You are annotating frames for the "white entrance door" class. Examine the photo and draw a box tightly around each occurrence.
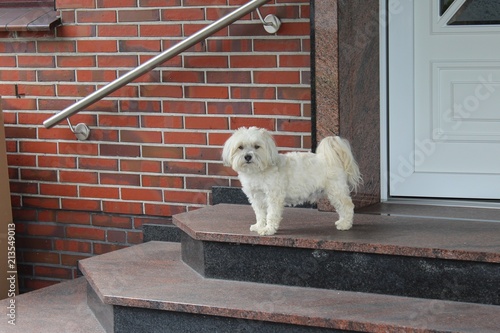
[389,0,500,199]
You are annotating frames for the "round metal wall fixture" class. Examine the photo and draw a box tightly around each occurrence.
[74,123,91,141]
[263,14,281,34]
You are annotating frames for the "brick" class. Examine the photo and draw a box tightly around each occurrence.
[206,71,251,84]
[144,203,185,217]
[140,84,183,97]
[164,161,205,174]
[163,131,206,145]
[58,142,99,156]
[100,144,141,157]
[230,55,277,68]
[38,156,77,169]
[16,237,52,250]
[57,0,95,9]
[185,147,222,161]
[206,39,252,52]
[139,24,182,37]
[19,141,57,154]
[119,40,161,52]
[253,102,301,116]
[185,86,229,99]
[184,0,225,6]
[231,86,276,100]
[25,224,64,237]
[38,41,76,54]
[54,240,92,253]
[140,115,183,128]
[38,70,75,82]
[184,116,228,130]
[93,243,128,255]
[61,198,101,212]
[77,40,118,53]
[107,230,126,243]
[277,118,311,132]
[183,23,228,37]
[161,8,204,21]
[127,231,143,244]
[254,71,301,84]
[279,54,310,68]
[278,21,310,36]
[120,100,161,113]
[40,184,78,197]
[142,146,183,159]
[120,159,162,173]
[57,211,91,225]
[0,69,36,81]
[139,0,180,6]
[206,7,251,20]
[0,41,36,53]
[77,69,117,82]
[10,181,37,195]
[77,10,117,23]
[186,176,228,190]
[17,55,55,68]
[67,226,105,241]
[102,201,143,215]
[98,25,138,37]
[21,168,58,181]
[208,132,231,145]
[208,163,237,177]
[34,266,72,279]
[184,55,228,68]
[78,157,118,171]
[56,84,95,97]
[23,197,60,209]
[207,101,252,115]
[100,173,141,186]
[274,134,303,148]
[97,55,138,68]
[8,154,36,167]
[56,25,96,38]
[59,170,98,184]
[277,87,311,101]
[0,55,16,67]
[162,70,204,83]
[141,175,184,188]
[92,214,132,229]
[228,23,267,37]
[97,0,136,7]
[23,251,60,264]
[80,186,120,199]
[164,190,207,205]
[230,117,275,131]
[57,55,96,67]
[120,130,163,143]
[162,100,205,114]
[17,84,56,96]
[0,84,15,96]
[118,9,160,22]
[254,39,302,52]
[122,188,163,202]
[99,114,139,127]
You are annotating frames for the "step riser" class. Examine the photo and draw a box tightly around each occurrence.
[181,233,500,305]
[113,306,349,333]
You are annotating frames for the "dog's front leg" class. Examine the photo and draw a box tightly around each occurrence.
[258,194,284,236]
[249,196,268,233]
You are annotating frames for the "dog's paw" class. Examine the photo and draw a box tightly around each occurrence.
[250,223,260,232]
[335,219,352,231]
[257,226,277,236]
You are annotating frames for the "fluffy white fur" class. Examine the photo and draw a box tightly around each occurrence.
[222,127,362,236]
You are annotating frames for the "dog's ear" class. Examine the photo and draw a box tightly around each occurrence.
[221,134,234,167]
[260,128,280,166]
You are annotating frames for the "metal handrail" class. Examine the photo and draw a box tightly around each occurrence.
[43,0,272,129]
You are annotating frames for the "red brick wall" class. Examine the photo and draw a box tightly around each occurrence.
[0,0,311,291]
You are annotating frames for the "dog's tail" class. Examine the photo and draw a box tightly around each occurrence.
[316,136,362,192]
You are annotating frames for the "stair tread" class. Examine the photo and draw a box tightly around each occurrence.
[0,278,105,333]
[80,241,500,333]
[173,204,500,263]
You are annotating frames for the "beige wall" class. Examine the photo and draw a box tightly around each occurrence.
[0,99,16,299]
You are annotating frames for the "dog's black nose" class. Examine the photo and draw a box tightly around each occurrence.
[244,154,252,162]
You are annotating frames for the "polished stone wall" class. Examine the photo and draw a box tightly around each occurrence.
[312,0,380,209]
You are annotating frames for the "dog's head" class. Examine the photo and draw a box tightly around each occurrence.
[222,127,279,173]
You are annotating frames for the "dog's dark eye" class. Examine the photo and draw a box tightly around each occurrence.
[254,145,260,149]
[238,145,243,150]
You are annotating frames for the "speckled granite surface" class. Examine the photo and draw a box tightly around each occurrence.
[80,241,500,333]
[0,278,104,333]
[173,204,500,263]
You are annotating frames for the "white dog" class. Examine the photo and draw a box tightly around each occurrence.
[222,127,362,236]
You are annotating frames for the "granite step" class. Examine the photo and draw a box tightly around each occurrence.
[0,277,105,333]
[79,241,500,333]
[172,204,500,305]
